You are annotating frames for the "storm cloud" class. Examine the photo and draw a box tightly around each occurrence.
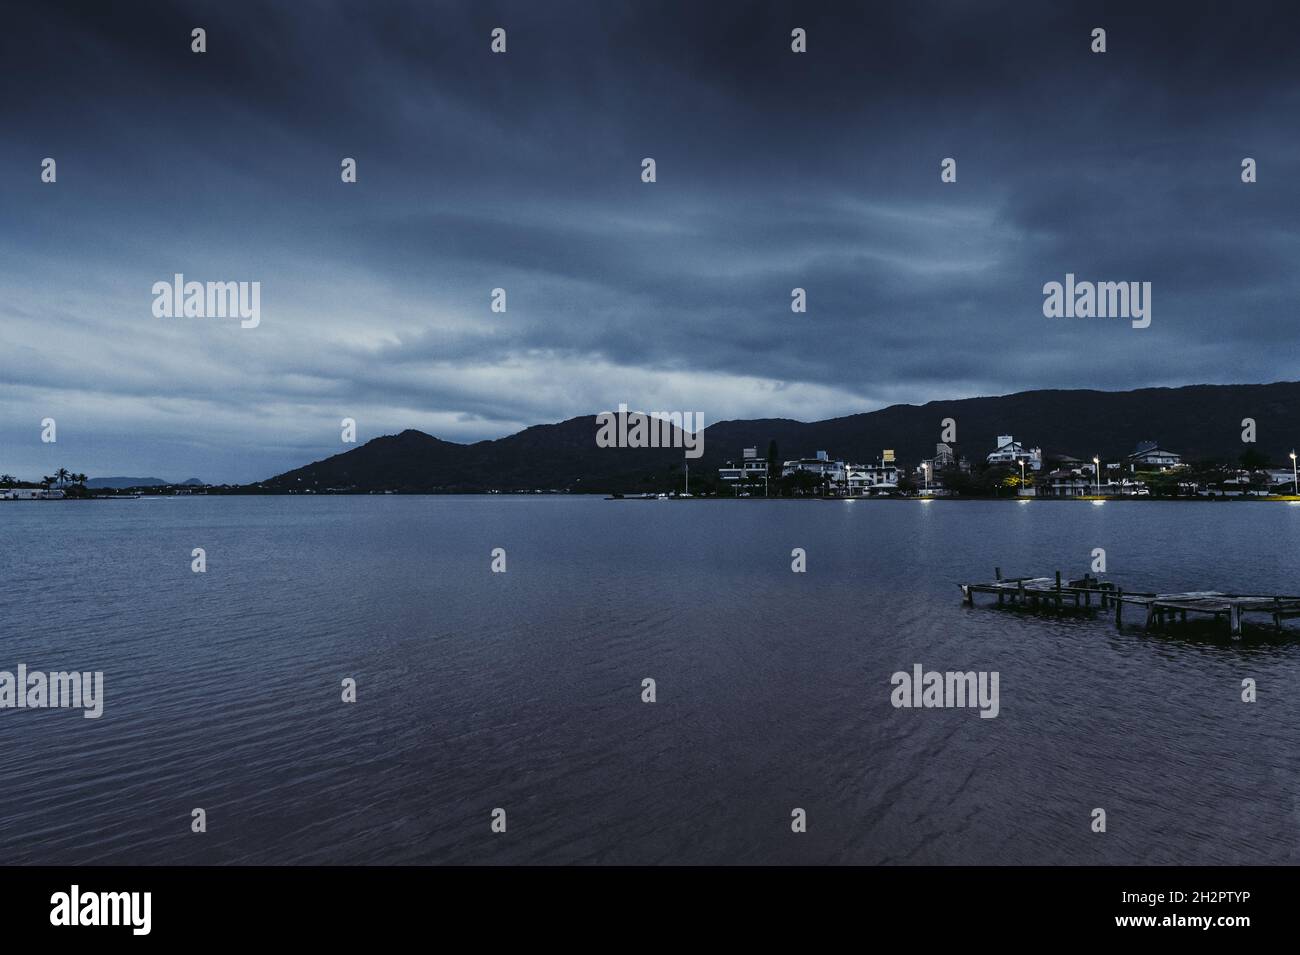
[2,1,1297,481]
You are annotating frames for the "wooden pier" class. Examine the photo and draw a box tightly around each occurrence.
[960,567,1300,638]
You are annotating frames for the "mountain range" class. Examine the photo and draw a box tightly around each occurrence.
[261,381,1300,493]
[86,477,204,489]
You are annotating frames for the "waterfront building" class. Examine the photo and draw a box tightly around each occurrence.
[718,446,770,483]
[986,435,1043,471]
[1127,440,1182,469]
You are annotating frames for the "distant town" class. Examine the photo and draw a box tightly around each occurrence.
[5,430,1299,501]
[707,435,1300,500]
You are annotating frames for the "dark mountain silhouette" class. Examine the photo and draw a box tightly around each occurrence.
[86,476,207,488]
[261,381,1300,493]
[262,424,688,493]
[86,476,169,489]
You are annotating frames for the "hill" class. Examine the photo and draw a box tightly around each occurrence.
[85,476,205,489]
[86,476,169,489]
[260,381,1300,493]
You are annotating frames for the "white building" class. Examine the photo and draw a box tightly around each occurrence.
[842,459,901,495]
[784,451,900,495]
[1040,469,1095,497]
[718,447,770,483]
[986,435,1043,471]
[1267,468,1298,492]
[781,450,840,479]
[1127,441,1181,469]
[775,450,900,495]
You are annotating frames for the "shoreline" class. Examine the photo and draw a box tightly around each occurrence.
[7,493,1297,502]
[608,494,1300,503]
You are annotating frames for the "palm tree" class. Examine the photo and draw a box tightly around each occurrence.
[73,473,87,486]
[41,475,55,489]
[54,467,70,488]
[0,474,14,487]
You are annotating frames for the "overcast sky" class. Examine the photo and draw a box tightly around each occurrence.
[3,1,1298,483]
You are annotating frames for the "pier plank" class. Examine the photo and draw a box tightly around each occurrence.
[960,572,1300,638]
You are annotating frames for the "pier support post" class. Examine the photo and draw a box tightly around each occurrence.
[1114,590,1123,628]
[1144,603,1155,631]
[1229,603,1242,640]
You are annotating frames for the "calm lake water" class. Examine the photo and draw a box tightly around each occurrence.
[1,496,1298,865]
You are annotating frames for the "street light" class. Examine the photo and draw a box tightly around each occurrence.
[1291,450,1297,496]
[1093,456,1101,496]
[922,461,929,493]
[1018,458,1026,494]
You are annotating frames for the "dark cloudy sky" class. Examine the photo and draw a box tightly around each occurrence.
[3,1,1298,482]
